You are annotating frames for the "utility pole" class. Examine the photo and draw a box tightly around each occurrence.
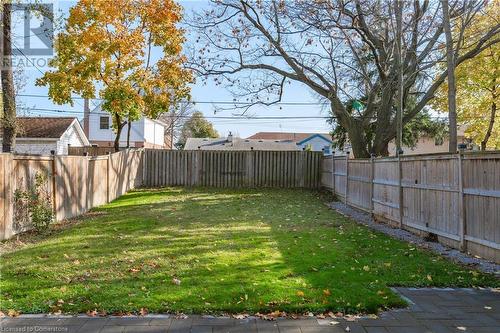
[441,0,458,152]
[395,0,404,156]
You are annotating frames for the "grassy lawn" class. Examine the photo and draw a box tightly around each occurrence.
[0,188,498,315]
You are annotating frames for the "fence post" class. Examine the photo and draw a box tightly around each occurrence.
[248,150,255,188]
[331,152,336,195]
[345,152,349,205]
[299,151,305,188]
[50,152,57,221]
[106,152,111,203]
[194,150,200,186]
[370,154,374,214]
[142,149,147,187]
[1,154,14,240]
[397,154,404,228]
[457,152,466,251]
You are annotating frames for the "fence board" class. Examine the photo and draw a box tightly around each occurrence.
[372,158,400,224]
[0,154,13,239]
[143,150,322,189]
[347,160,371,212]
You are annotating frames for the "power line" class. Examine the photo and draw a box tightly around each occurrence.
[17,94,327,106]
[19,106,498,121]
[21,107,334,119]
[17,95,500,121]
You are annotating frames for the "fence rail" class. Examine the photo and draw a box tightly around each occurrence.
[143,150,322,189]
[321,152,500,263]
[0,149,142,240]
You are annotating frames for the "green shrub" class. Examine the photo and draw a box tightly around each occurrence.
[14,172,54,232]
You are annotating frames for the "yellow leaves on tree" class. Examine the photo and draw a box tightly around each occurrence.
[431,2,499,150]
[37,0,192,151]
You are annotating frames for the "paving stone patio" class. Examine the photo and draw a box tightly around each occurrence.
[1,288,499,333]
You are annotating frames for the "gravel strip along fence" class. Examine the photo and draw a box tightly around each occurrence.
[329,201,500,276]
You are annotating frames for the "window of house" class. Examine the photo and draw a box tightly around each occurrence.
[100,117,109,129]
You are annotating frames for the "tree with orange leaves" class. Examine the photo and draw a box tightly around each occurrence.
[37,0,192,151]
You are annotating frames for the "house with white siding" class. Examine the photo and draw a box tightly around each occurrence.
[84,103,166,148]
[0,117,90,155]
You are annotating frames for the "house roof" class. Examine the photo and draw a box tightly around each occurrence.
[184,137,300,151]
[247,132,331,143]
[15,117,79,139]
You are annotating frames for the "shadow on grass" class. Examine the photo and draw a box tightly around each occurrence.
[0,187,498,315]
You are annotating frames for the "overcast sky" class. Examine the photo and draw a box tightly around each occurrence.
[12,1,331,138]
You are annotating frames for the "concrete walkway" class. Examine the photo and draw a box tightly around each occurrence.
[1,288,499,333]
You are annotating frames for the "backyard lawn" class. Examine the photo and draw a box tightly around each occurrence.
[0,188,498,315]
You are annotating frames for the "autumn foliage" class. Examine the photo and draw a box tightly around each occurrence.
[37,0,192,150]
[432,2,499,150]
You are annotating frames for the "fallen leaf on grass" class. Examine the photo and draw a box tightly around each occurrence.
[172,278,181,285]
[139,308,148,316]
[323,289,331,296]
[86,309,98,317]
[296,291,305,297]
[7,310,19,317]
[233,314,249,319]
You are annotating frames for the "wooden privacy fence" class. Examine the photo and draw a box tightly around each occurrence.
[0,149,143,240]
[143,150,322,188]
[321,152,500,263]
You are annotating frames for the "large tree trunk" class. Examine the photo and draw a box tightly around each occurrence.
[1,2,16,153]
[113,114,125,152]
[345,119,370,158]
[330,100,370,158]
[481,94,496,151]
[441,0,458,152]
[126,119,131,148]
